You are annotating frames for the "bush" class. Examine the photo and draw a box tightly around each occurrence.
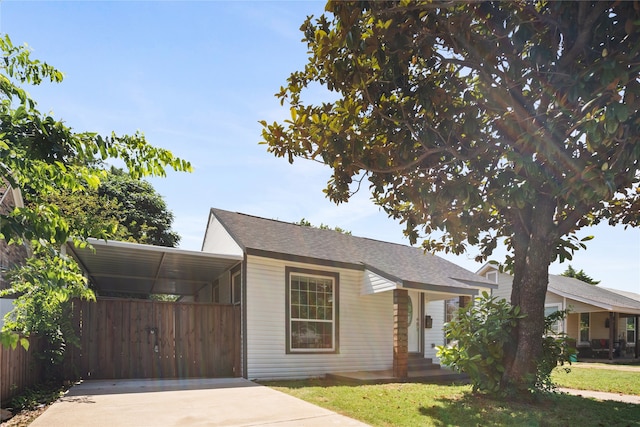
[437,292,523,394]
[437,292,575,396]
[536,309,576,392]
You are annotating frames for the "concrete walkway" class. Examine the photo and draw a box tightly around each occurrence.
[559,388,640,405]
[29,378,370,427]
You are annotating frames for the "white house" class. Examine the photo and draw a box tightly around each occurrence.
[184,208,495,380]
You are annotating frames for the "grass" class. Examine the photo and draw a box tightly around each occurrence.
[551,365,640,395]
[262,374,640,427]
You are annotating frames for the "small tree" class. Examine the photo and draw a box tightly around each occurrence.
[296,218,351,235]
[1,244,93,378]
[438,293,574,396]
[561,265,600,285]
[437,293,524,395]
[0,34,191,351]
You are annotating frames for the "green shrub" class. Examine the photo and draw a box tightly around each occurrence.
[536,309,576,392]
[438,292,576,396]
[437,292,523,394]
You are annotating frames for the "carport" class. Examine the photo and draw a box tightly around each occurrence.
[67,238,242,298]
[64,239,243,380]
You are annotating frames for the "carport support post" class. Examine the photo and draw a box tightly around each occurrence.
[393,289,408,379]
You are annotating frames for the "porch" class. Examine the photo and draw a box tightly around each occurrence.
[326,354,468,384]
[569,311,640,361]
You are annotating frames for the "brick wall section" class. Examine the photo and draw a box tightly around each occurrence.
[393,288,408,378]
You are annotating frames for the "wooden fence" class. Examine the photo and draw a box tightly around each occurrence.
[65,298,241,380]
[0,336,42,405]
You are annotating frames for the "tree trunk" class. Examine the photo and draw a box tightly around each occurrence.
[502,195,555,393]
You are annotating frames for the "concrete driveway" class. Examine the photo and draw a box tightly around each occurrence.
[30,378,370,426]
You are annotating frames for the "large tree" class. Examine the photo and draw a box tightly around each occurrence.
[261,1,640,393]
[43,167,180,247]
[0,34,191,349]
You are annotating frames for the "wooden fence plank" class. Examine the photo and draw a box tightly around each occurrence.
[0,336,42,405]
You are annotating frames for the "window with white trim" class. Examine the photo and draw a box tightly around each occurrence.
[286,267,338,353]
[627,317,636,344]
[544,304,563,335]
[579,313,590,344]
[486,271,498,284]
[445,296,471,344]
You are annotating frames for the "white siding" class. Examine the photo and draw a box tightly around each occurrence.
[424,299,446,363]
[546,293,563,305]
[202,216,243,257]
[245,255,393,380]
[492,272,514,301]
[565,299,605,313]
[361,269,398,295]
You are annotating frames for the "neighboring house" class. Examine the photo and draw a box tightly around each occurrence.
[0,181,28,328]
[184,208,496,380]
[477,263,640,360]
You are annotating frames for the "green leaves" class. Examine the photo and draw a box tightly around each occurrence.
[0,33,191,352]
[437,293,525,395]
[262,0,640,259]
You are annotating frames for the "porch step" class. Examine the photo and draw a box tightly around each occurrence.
[325,368,468,385]
[408,354,440,371]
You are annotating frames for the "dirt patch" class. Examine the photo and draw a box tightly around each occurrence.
[1,405,49,427]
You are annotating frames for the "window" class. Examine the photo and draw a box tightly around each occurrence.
[627,317,636,344]
[486,271,498,284]
[232,271,241,305]
[544,304,562,335]
[579,313,590,344]
[286,267,339,353]
[445,296,471,344]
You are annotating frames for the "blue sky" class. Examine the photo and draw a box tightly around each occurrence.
[1,1,638,293]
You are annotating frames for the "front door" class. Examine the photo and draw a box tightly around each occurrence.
[407,291,422,353]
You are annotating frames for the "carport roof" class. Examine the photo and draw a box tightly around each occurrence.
[68,238,242,296]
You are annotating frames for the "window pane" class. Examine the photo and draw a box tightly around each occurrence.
[445,298,459,323]
[309,291,316,306]
[579,313,590,343]
[291,321,333,349]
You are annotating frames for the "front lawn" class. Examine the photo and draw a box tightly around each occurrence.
[263,379,640,427]
[551,365,640,395]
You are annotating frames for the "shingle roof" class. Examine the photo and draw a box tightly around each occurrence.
[548,274,640,312]
[210,208,494,291]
